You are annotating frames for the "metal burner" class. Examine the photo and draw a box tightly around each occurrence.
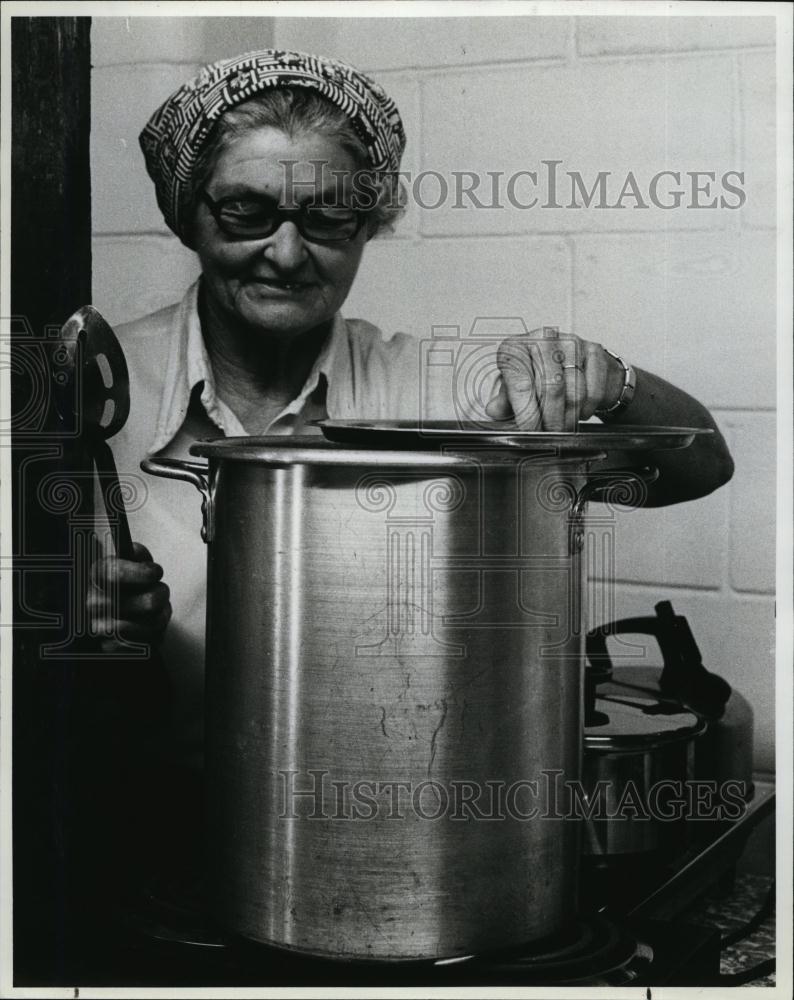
[454,913,639,984]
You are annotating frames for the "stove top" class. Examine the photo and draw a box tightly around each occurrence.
[19,782,774,988]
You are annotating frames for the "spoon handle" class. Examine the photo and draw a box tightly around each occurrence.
[93,440,135,561]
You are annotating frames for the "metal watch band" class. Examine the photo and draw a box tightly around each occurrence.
[595,348,636,417]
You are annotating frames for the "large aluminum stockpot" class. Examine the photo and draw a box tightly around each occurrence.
[142,425,701,961]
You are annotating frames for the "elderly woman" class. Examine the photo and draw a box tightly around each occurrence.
[89,50,733,769]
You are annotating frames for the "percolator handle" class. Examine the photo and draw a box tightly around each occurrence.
[586,602,731,719]
[585,615,662,679]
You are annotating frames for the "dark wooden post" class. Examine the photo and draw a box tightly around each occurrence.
[11,16,93,983]
[11,17,92,323]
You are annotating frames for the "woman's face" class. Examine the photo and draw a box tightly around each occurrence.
[191,127,368,338]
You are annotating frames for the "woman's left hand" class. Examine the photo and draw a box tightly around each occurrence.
[482,325,735,505]
[486,329,624,431]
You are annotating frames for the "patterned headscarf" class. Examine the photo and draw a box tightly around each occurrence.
[139,49,406,240]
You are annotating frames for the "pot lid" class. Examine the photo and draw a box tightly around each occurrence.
[192,423,709,464]
[190,435,608,467]
[318,420,709,451]
[584,695,706,752]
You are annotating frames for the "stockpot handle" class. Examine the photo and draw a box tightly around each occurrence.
[577,464,659,507]
[141,456,213,543]
[568,465,659,555]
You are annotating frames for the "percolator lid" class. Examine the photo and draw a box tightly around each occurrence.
[585,695,706,751]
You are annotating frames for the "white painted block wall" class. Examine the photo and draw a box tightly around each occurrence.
[91,16,277,317]
[91,14,778,772]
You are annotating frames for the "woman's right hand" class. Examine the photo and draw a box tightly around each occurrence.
[88,541,172,652]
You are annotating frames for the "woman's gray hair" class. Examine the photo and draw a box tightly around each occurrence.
[189,87,406,237]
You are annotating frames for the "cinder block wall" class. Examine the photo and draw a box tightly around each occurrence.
[91,15,777,773]
[91,16,275,320]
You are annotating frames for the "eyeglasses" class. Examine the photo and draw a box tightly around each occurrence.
[201,191,368,245]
